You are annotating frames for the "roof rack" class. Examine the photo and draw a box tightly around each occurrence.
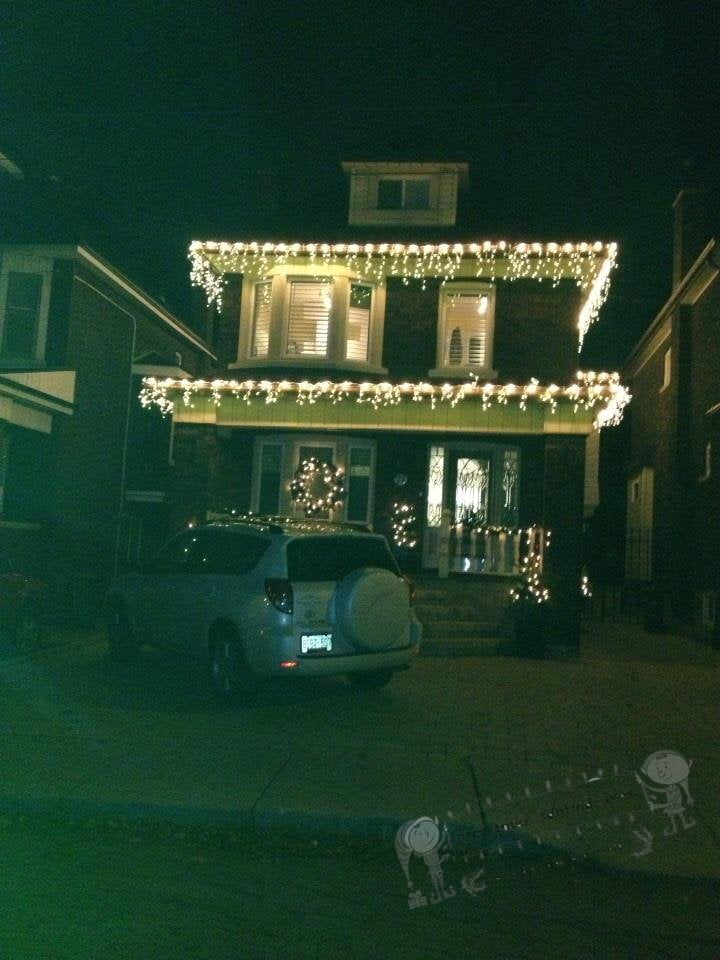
[206,514,373,534]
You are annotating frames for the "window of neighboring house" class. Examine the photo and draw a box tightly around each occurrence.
[0,255,52,364]
[250,280,272,357]
[377,178,430,211]
[286,280,332,357]
[661,346,671,390]
[436,283,496,372]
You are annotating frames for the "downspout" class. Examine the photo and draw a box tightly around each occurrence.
[114,313,137,577]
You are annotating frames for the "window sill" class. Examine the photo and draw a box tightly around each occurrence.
[230,358,388,376]
[429,366,498,381]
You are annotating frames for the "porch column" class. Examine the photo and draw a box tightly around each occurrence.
[541,435,586,654]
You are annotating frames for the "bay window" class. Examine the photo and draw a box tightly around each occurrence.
[236,268,385,372]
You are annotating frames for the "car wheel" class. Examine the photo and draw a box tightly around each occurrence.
[209,631,258,702]
[107,603,139,662]
[347,670,395,690]
[11,606,43,653]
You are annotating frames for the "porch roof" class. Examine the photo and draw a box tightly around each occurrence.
[141,372,630,435]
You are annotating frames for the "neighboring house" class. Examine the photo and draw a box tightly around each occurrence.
[142,160,628,648]
[0,241,214,619]
[623,187,720,640]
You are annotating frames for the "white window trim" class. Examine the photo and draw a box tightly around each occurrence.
[0,252,53,366]
[699,440,712,483]
[430,281,498,379]
[660,346,672,392]
[234,266,387,373]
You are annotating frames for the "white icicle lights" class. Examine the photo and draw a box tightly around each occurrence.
[189,239,617,350]
[140,370,630,431]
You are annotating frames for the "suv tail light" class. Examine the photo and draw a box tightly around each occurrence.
[265,579,293,615]
[401,574,416,603]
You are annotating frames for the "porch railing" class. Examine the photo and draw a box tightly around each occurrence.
[437,509,545,578]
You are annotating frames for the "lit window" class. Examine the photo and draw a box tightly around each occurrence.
[286,280,332,357]
[250,281,272,357]
[238,271,382,370]
[346,283,371,361]
[438,285,495,370]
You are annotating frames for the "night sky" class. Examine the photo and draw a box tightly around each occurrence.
[2,0,718,367]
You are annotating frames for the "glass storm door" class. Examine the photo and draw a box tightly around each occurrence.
[422,444,520,571]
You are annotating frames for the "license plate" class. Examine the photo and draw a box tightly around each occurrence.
[301,633,332,653]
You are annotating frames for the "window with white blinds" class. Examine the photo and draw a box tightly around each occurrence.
[346,283,371,361]
[442,290,491,367]
[286,280,332,357]
[250,281,272,357]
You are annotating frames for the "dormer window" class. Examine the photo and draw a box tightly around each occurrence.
[342,161,468,226]
[377,178,430,211]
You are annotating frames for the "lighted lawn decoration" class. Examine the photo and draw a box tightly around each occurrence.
[391,502,418,549]
[510,531,551,657]
[290,457,345,517]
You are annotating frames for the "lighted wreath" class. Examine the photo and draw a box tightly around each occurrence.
[290,457,345,516]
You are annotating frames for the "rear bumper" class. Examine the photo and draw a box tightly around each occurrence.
[279,643,417,677]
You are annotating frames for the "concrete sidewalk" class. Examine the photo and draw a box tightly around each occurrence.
[0,621,717,880]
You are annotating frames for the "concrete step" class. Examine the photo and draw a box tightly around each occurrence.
[422,620,509,639]
[420,636,513,657]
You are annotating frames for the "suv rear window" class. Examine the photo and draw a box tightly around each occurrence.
[286,535,399,581]
[191,529,270,574]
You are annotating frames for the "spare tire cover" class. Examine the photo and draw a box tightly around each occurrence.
[334,567,409,651]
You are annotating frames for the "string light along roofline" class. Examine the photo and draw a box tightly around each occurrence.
[188,239,618,350]
[140,370,631,431]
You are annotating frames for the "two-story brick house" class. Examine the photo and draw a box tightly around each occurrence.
[0,240,214,620]
[143,161,627,650]
[623,186,720,641]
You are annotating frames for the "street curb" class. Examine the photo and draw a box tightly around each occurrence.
[0,794,530,851]
[0,793,705,883]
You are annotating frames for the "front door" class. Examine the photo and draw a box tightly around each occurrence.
[422,444,520,571]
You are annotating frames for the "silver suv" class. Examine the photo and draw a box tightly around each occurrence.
[107,517,421,699]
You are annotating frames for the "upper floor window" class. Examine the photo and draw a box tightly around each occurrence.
[286,280,332,357]
[237,269,385,372]
[377,178,430,211]
[0,252,53,366]
[431,282,497,377]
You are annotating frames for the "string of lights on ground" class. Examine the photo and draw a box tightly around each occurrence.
[188,239,617,348]
[140,370,630,429]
